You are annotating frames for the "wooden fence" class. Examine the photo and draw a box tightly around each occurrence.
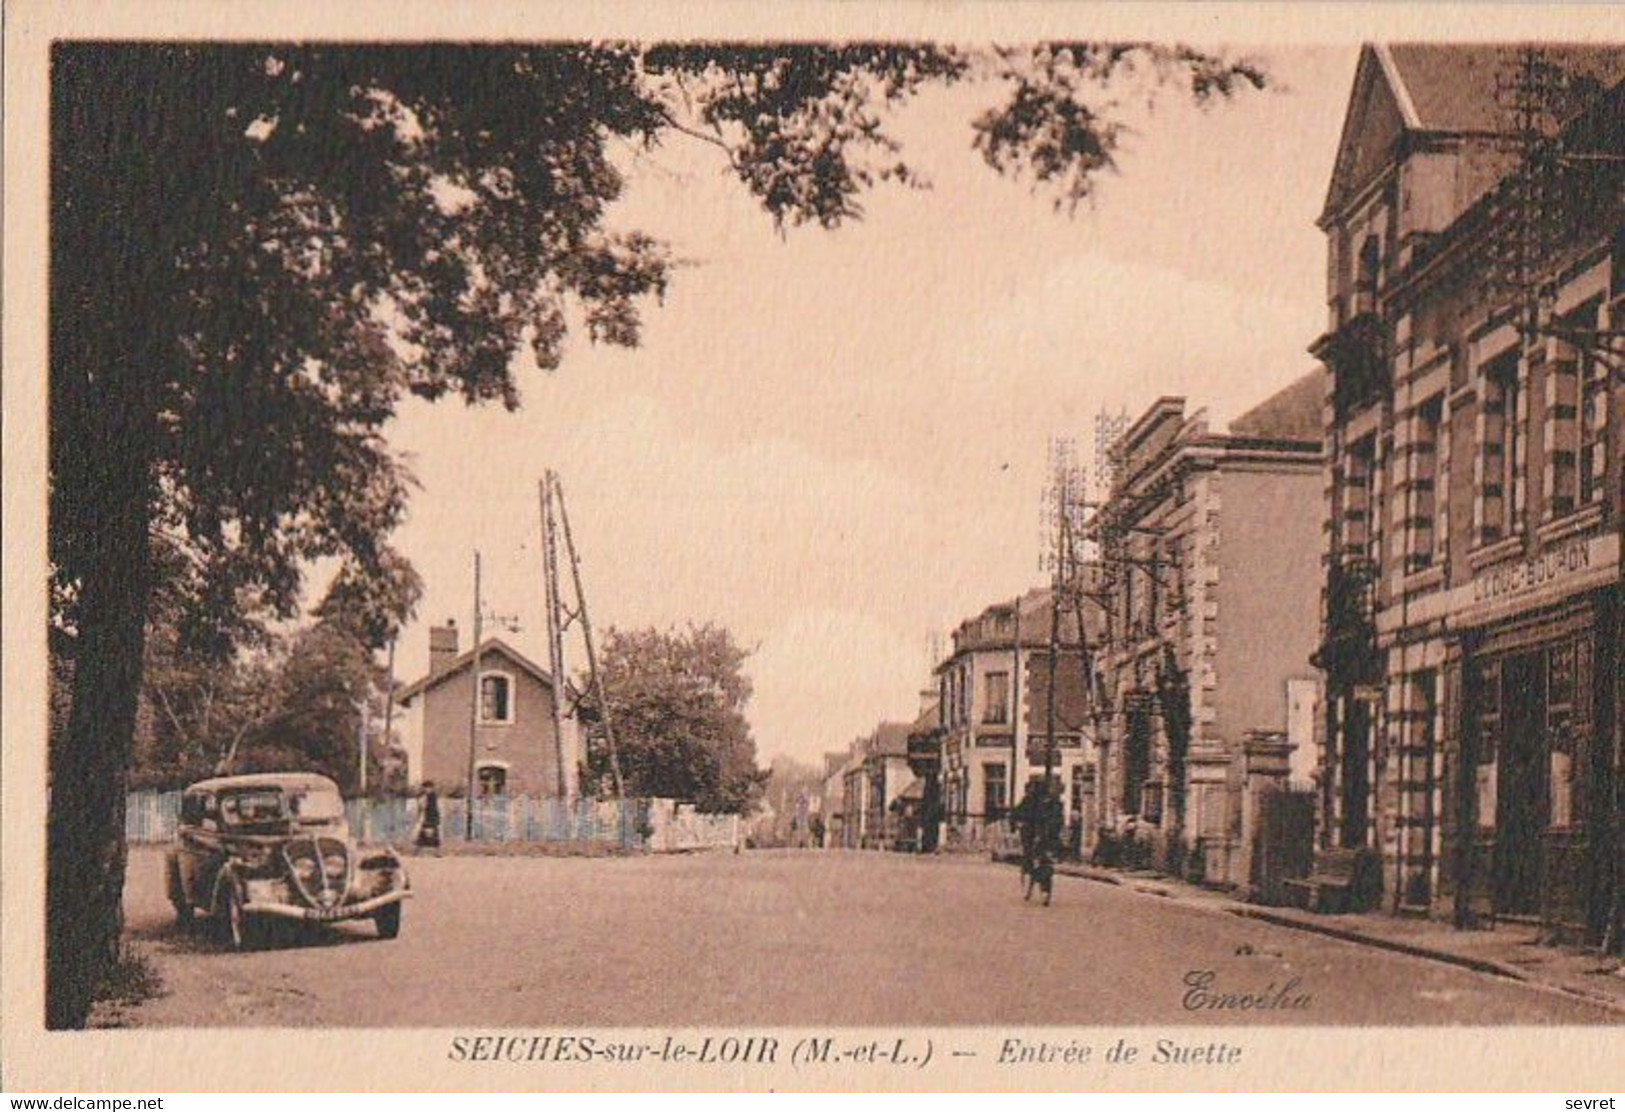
[125,790,739,853]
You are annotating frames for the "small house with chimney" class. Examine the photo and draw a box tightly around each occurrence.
[394,621,579,798]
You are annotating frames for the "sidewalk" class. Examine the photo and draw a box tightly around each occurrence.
[1040,858,1625,1015]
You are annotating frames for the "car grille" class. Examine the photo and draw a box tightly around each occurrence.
[283,836,352,908]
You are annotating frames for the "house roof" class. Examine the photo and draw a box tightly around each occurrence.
[1228,370,1325,442]
[942,586,1101,662]
[1322,44,1625,224]
[184,771,340,795]
[395,637,556,703]
[866,722,913,759]
[907,700,940,736]
[1387,44,1625,133]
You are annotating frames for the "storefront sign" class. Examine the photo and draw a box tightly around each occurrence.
[1400,531,1623,631]
[1470,538,1594,606]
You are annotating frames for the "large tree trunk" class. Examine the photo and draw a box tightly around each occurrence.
[46,494,154,1029]
[48,45,169,1027]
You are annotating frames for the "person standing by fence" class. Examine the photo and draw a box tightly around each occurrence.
[415,782,442,854]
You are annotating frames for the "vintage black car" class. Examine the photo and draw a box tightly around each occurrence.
[165,772,409,949]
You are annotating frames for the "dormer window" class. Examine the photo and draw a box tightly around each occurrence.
[479,671,514,724]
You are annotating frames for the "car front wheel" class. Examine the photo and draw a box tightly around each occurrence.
[374,902,402,940]
[166,858,194,927]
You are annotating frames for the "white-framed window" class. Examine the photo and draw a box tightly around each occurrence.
[982,671,1010,725]
[475,760,510,797]
[478,670,515,724]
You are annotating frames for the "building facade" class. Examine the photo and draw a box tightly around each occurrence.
[1090,378,1325,889]
[936,589,1094,850]
[821,749,848,848]
[395,622,579,798]
[1311,45,1621,941]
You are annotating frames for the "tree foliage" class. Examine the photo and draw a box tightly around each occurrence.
[589,624,767,813]
[231,622,383,795]
[314,546,424,652]
[48,39,1267,1028]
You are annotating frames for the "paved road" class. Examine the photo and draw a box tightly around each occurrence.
[119,846,1617,1026]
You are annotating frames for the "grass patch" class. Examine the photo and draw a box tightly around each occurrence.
[89,944,165,1028]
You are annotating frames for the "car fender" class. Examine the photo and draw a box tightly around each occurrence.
[357,847,409,893]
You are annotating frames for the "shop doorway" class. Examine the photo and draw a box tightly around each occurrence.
[1493,651,1547,917]
[1339,696,1371,848]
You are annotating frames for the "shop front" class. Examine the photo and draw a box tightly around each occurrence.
[1437,532,1619,943]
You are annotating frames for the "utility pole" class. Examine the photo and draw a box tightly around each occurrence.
[465,550,483,839]
[1010,595,1022,814]
[381,638,397,790]
[540,479,572,799]
[1041,438,1087,787]
[355,694,370,841]
[357,696,369,795]
[540,472,625,800]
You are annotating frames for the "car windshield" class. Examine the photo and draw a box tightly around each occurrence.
[287,787,345,823]
[219,789,284,826]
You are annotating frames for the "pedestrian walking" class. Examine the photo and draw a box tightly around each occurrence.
[1012,779,1041,889]
[415,781,442,855]
[1020,778,1064,906]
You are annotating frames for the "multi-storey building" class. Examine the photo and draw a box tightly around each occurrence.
[1090,376,1325,889]
[394,621,578,798]
[1311,45,1621,942]
[936,589,1094,849]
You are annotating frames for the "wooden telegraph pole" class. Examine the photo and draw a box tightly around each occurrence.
[464,550,483,839]
[540,472,625,800]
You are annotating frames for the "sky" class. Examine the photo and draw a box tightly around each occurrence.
[379,45,1361,771]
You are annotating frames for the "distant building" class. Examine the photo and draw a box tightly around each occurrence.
[1090,375,1325,889]
[935,589,1096,850]
[1311,45,1622,940]
[902,690,945,852]
[860,722,913,849]
[394,621,578,798]
[821,749,848,848]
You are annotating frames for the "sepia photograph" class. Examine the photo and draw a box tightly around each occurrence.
[3,0,1624,1094]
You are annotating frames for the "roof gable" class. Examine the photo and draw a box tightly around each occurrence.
[1321,45,1413,226]
[396,637,556,703]
[1323,44,1625,227]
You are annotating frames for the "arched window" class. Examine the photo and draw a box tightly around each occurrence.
[479,671,514,724]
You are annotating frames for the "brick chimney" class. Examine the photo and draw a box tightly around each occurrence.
[429,620,459,678]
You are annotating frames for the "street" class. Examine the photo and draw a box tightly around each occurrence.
[119,846,1617,1027]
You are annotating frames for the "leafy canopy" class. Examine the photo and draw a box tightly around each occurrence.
[589,623,766,813]
[50,42,1267,655]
